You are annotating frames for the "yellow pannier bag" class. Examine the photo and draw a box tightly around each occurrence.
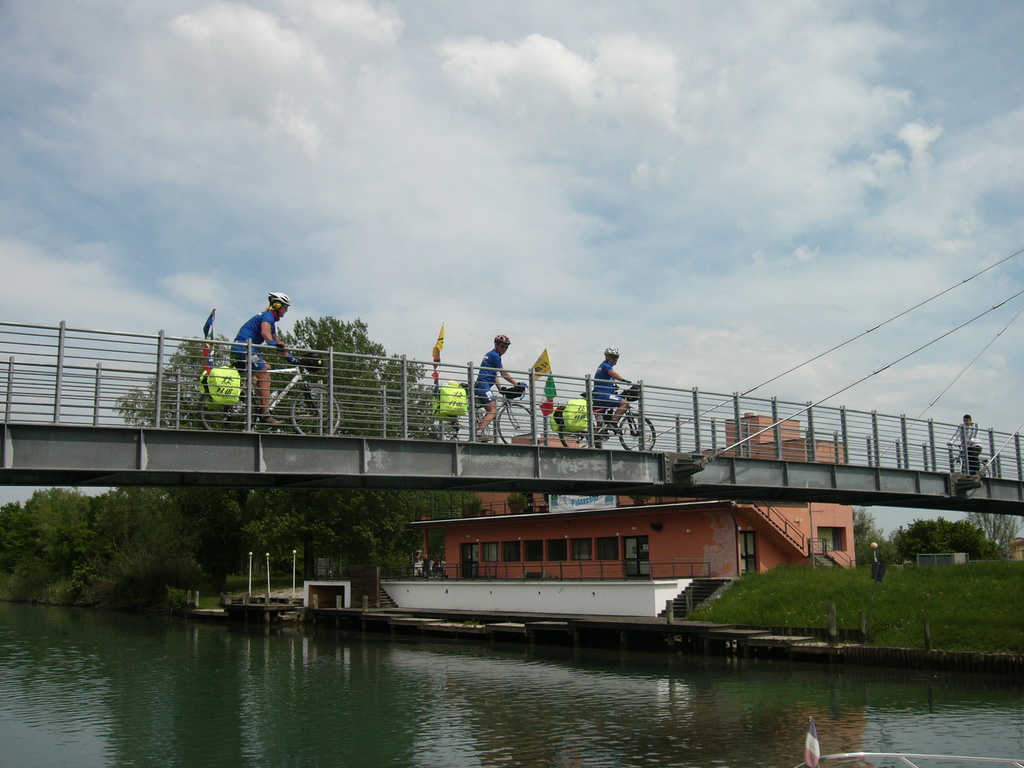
[203,366,242,405]
[550,398,589,432]
[434,381,468,418]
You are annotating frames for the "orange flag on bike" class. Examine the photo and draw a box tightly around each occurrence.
[431,323,445,390]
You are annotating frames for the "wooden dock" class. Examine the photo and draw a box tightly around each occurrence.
[186,603,1024,674]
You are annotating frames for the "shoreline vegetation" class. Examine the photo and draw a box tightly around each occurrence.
[7,563,1022,666]
[689,562,1024,655]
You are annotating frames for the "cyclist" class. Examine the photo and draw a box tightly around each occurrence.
[474,334,522,441]
[594,347,630,430]
[231,292,297,425]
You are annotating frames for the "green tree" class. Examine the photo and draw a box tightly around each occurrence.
[891,517,998,562]
[0,489,97,602]
[288,316,431,438]
[87,487,199,608]
[852,507,895,565]
[169,487,250,594]
[965,511,1021,559]
[117,337,211,428]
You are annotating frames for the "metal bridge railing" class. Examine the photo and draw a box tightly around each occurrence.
[0,320,1019,481]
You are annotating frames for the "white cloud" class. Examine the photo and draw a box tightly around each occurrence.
[2,0,1024,451]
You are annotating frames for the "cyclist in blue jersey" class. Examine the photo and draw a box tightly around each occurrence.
[231,292,296,425]
[594,347,630,429]
[474,334,522,441]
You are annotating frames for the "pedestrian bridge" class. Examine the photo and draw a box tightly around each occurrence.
[1,320,1021,515]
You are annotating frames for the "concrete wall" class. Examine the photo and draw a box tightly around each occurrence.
[381,578,690,617]
[304,580,351,608]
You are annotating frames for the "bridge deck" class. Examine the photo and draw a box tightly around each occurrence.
[1,320,1022,514]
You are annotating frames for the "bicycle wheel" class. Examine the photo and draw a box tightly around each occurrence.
[199,394,245,431]
[618,415,656,451]
[436,416,462,441]
[290,387,341,436]
[558,428,591,448]
[495,402,533,443]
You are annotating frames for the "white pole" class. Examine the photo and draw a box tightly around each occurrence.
[265,553,271,599]
[247,551,253,597]
[292,549,297,599]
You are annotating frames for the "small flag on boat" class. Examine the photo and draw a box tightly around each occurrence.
[804,717,820,768]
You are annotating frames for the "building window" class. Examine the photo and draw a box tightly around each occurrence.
[571,538,592,560]
[597,536,619,560]
[502,540,521,562]
[547,539,568,561]
[482,542,498,562]
[524,539,544,561]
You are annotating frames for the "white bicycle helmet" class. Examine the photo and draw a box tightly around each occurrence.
[604,346,620,357]
[268,292,291,307]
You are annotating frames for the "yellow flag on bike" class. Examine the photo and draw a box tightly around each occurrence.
[532,348,551,377]
[432,323,445,360]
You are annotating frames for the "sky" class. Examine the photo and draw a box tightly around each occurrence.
[3,0,1024,532]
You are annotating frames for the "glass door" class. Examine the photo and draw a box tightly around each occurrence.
[460,542,479,578]
[740,531,757,574]
[623,536,650,577]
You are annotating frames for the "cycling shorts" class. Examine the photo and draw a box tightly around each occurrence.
[475,384,495,407]
[231,349,269,372]
[593,393,622,410]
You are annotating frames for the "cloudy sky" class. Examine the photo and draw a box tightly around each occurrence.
[3,0,1024,530]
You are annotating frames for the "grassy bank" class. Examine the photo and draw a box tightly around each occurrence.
[688,562,1024,655]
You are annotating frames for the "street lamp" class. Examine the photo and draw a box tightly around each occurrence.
[265,552,271,599]
[292,549,297,600]
[247,551,253,597]
[871,541,878,562]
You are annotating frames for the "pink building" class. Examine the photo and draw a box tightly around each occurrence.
[410,495,855,580]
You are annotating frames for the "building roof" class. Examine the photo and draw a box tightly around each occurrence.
[407,499,739,529]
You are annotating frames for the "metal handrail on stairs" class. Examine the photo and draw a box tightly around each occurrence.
[751,503,806,553]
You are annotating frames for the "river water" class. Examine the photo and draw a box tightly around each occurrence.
[0,602,1021,768]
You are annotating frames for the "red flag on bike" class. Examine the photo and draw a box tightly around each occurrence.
[202,308,216,374]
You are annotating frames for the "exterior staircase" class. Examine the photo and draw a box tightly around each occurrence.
[659,577,734,619]
[751,502,806,554]
[379,587,397,609]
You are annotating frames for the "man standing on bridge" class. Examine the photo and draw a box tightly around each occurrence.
[231,292,296,426]
[948,414,982,475]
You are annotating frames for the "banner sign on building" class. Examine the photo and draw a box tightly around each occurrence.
[549,495,618,512]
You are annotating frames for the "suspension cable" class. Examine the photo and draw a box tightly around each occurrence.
[712,287,1024,459]
[739,245,1024,397]
[979,418,1024,478]
[682,245,1024,434]
[876,300,1024,462]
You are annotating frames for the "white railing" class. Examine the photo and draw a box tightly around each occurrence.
[1,320,1021,480]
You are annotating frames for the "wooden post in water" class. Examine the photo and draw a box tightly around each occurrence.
[665,599,674,624]
[827,603,838,645]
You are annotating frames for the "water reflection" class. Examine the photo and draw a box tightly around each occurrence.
[0,603,1021,768]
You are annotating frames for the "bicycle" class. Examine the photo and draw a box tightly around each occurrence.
[199,354,339,435]
[948,442,983,475]
[434,384,532,443]
[555,383,656,451]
